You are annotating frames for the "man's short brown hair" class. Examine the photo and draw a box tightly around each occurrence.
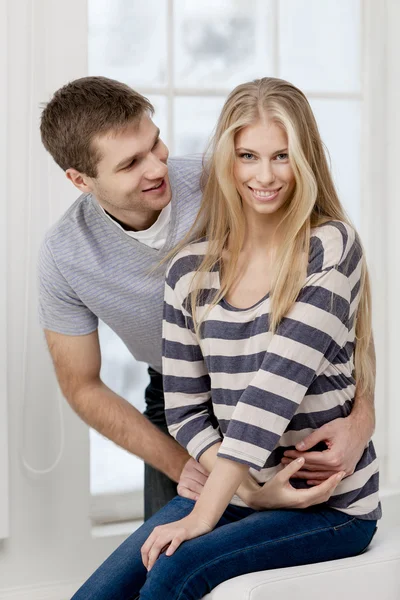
[40,76,154,177]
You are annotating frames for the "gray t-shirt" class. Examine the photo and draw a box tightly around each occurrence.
[38,155,203,373]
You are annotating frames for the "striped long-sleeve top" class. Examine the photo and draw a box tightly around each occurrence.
[162,221,381,520]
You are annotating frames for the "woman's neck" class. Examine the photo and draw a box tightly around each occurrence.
[241,211,283,255]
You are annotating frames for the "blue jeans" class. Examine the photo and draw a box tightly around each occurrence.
[71,496,377,600]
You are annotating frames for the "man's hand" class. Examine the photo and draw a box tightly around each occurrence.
[248,458,344,510]
[281,414,372,485]
[177,458,209,501]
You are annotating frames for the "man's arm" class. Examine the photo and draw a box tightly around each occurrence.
[45,328,192,484]
[282,337,376,483]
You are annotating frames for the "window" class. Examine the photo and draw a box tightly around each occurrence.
[90,322,149,522]
[88,0,365,522]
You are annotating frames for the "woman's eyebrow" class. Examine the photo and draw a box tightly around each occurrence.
[235,147,288,154]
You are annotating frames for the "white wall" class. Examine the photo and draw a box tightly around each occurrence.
[0,0,10,541]
[0,1,399,599]
[0,1,128,598]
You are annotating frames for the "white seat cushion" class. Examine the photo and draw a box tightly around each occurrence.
[203,525,400,599]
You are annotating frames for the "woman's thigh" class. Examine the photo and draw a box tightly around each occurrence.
[140,506,377,600]
[70,496,197,600]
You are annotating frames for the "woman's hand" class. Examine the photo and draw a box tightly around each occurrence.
[141,513,213,571]
[248,458,344,510]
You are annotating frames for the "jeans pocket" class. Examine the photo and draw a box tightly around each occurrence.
[333,517,356,531]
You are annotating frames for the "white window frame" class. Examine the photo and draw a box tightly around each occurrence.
[126,0,364,155]
[357,0,400,520]
[362,0,400,488]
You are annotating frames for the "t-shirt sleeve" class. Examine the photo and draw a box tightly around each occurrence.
[217,224,363,470]
[38,238,98,335]
[162,251,222,460]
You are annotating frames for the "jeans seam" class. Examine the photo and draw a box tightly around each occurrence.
[333,517,356,531]
[174,518,357,600]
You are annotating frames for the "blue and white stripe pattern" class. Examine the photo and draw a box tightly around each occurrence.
[163,221,381,519]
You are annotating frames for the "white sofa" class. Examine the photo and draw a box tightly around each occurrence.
[203,504,400,599]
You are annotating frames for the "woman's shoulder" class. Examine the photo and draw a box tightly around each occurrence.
[309,220,362,275]
[165,239,210,289]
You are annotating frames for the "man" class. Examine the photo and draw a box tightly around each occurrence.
[39,76,375,520]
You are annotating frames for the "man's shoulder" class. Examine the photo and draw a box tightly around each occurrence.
[43,193,97,249]
[168,154,203,173]
[168,154,203,192]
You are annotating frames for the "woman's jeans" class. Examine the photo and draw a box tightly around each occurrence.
[71,496,377,600]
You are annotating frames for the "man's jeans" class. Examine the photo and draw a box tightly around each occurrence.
[71,496,377,600]
[143,367,177,520]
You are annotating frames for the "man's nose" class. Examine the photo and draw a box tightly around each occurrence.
[144,152,168,180]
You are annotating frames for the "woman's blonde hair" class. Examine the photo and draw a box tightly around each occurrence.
[169,77,373,395]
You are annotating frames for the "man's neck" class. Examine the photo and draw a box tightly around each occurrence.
[100,205,161,231]
[104,210,138,231]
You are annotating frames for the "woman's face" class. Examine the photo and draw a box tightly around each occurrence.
[233,117,295,220]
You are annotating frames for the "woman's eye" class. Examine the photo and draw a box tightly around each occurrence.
[275,153,288,161]
[240,153,254,160]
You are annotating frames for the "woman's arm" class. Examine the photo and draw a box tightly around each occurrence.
[141,454,248,571]
[197,441,343,510]
[162,251,223,459]
[197,441,260,498]
[141,443,344,570]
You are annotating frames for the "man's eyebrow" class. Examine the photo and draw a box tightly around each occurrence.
[114,128,161,171]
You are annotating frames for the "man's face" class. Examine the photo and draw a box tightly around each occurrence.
[87,114,171,228]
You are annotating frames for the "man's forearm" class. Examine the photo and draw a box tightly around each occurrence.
[351,386,375,438]
[69,380,189,482]
[352,335,376,437]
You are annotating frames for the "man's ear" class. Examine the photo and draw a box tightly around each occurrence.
[66,168,93,194]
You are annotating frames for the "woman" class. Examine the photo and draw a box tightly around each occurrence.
[72,77,380,600]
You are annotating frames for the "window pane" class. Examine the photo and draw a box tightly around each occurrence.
[279,0,361,93]
[174,96,226,155]
[174,0,274,90]
[310,98,361,226]
[88,0,167,87]
[147,95,168,146]
[90,322,149,495]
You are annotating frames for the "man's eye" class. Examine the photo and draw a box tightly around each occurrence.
[125,160,136,170]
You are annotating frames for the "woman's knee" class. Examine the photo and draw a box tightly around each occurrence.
[139,548,203,600]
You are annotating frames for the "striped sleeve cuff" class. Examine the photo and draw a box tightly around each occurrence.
[187,429,223,462]
[217,438,268,471]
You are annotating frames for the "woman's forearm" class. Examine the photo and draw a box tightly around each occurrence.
[199,443,260,504]
[192,456,249,527]
[198,442,222,472]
